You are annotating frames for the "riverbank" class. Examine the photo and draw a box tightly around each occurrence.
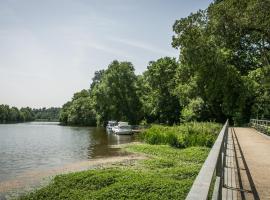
[1,148,144,199]
[17,143,210,200]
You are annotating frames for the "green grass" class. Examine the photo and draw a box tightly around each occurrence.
[140,122,221,148]
[18,144,210,200]
[266,127,270,135]
[18,122,221,200]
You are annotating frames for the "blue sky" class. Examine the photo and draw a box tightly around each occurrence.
[0,0,212,108]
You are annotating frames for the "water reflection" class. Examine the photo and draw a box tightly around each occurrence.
[88,128,135,158]
[0,122,135,184]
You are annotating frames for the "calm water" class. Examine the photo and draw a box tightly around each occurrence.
[0,122,135,183]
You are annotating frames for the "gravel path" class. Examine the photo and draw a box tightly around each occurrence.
[234,127,270,200]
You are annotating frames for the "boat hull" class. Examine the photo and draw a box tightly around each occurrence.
[114,129,133,135]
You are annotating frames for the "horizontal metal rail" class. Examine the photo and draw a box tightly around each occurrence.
[185,120,229,200]
[250,119,270,135]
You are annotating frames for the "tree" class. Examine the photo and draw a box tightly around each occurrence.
[58,0,270,126]
[208,0,270,74]
[59,90,96,126]
[248,65,270,119]
[90,70,105,90]
[32,107,61,121]
[141,57,180,124]
[20,107,34,121]
[91,60,142,125]
[172,9,251,123]
[181,97,204,122]
[59,102,72,125]
[9,107,20,122]
[68,97,96,126]
[0,105,10,123]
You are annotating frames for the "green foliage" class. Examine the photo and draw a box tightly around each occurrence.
[59,90,96,126]
[171,0,270,124]
[32,107,60,121]
[91,60,142,126]
[59,0,270,126]
[0,105,61,123]
[19,144,209,200]
[140,57,180,125]
[248,65,270,119]
[141,122,221,148]
[60,61,142,126]
[0,105,34,123]
[181,97,204,122]
[208,0,270,73]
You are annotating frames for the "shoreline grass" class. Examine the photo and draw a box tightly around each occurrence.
[18,144,209,200]
[18,122,220,200]
[140,122,221,148]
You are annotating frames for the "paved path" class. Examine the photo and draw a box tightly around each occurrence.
[234,127,270,200]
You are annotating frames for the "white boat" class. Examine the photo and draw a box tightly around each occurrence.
[106,121,117,132]
[113,121,133,135]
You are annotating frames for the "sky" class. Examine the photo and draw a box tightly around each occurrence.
[0,0,212,108]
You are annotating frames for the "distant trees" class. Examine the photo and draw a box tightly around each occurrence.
[0,105,34,123]
[0,105,60,123]
[60,0,270,126]
[32,107,61,121]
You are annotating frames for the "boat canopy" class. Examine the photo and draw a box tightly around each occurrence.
[108,121,117,125]
[118,121,129,127]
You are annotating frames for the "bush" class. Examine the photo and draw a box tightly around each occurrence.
[141,122,221,148]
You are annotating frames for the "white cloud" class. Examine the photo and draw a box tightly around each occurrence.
[72,40,131,58]
[109,37,175,56]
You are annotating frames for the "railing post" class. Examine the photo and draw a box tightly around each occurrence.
[215,120,228,199]
[250,118,270,135]
[214,120,228,200]
[216,143,223,199]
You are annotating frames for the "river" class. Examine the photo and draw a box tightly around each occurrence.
[0,122,135,198]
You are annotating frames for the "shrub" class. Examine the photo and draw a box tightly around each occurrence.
[141,122,221,148]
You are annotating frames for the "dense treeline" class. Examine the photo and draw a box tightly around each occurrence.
[0,105,61,123]
[0,105,34,123]
[60,0,270,126]
[32,107,61,121]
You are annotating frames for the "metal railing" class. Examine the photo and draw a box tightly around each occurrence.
[185,120,229,200]
[250,119,270,135]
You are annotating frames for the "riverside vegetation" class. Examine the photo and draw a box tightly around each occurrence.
[0,106,61,123]
[59,0,270,127]
[3,0,270,199]
[18,122,219,200]
[1,0,269,126]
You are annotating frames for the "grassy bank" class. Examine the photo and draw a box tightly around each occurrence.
[18,144,209,200]
[18,122,220,200]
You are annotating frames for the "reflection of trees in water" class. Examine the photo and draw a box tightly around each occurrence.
[86,128,135,159]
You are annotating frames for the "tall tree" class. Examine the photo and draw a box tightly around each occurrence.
[208,0,270,74]
[141,57,180,124]
[172,10,248,123]
[91,60,142,125]
[59,90,96,126]
[90,70,105,90]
